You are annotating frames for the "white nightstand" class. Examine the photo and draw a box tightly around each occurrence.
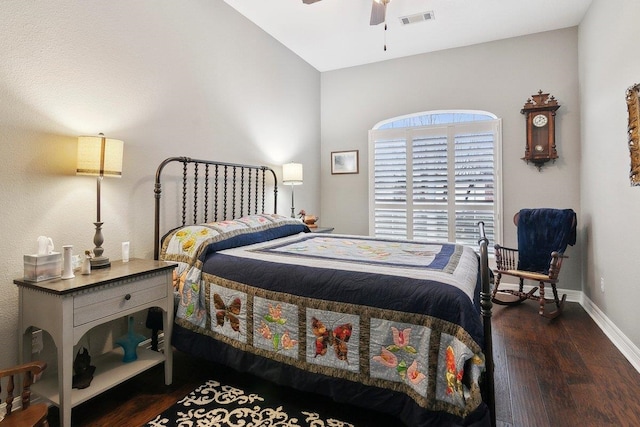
[14,258,176,427]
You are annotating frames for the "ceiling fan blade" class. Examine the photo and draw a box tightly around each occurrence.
[302,0,322,4]
[370,1,386,26]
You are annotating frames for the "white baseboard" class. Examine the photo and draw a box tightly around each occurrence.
[496,283,640,374]
[580,295,640,373]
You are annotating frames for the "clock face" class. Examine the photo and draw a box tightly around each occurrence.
[533,114,548,127]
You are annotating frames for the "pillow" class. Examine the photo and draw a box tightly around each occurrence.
[202,215,310,256]
[161,214,309,263]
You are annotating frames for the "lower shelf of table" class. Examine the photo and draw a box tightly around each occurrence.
[32,346,166,408]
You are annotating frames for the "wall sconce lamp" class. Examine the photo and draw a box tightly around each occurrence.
[76,134,123,269]
[282,162,303,218]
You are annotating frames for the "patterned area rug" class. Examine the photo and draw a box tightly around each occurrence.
[145,379,356,427]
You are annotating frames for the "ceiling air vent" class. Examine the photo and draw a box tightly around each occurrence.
[399,11,434,26]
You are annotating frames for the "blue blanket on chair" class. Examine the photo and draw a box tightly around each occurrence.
[517,208,576,274]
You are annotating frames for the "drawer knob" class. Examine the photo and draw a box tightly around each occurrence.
[124,294,131,301]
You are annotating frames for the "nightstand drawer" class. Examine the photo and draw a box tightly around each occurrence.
[74,275,167,326]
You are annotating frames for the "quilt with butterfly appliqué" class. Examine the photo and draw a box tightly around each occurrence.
[163,228,488,426]
[160,213,309,329]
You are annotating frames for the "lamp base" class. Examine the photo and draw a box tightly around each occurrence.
[91,221,110,268]
[90,256,111,269]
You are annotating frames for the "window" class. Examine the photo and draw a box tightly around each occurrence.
[369,111,501,249]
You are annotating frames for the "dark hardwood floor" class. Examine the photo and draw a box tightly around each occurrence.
[46,301,640,427]
[492,301,640,427]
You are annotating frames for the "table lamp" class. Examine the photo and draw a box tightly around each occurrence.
[76,134,123,268]
[282,162,303,218]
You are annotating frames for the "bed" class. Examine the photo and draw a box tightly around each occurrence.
[153,157,495,427]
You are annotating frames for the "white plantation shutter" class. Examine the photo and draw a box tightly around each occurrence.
[413,129,450,241]
[453,126,497,247]
[369,112,501,249]
[373,131,408,238]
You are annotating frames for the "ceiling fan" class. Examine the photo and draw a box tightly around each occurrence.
[302,0,391,26]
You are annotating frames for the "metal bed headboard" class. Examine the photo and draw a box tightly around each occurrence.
[153,156,278,259]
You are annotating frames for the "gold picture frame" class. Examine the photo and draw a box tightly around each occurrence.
[626,83,640,186]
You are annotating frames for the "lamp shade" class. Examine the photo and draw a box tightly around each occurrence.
[282,162,303,185]
[77,135,123,177]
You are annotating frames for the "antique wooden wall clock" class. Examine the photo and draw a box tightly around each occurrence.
[521,90,561,170]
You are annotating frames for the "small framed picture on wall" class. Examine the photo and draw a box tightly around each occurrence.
[331,150,359,175]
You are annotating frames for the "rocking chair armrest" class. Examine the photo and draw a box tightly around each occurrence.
[0,360,46,379]
[548,251,566,279]
[0,360,47,414]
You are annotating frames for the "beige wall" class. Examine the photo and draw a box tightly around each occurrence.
[320,28,582,290]
[579,0,640,349]
[0,0,320,369]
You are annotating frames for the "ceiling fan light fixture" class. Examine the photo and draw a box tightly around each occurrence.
[370,0,389,26]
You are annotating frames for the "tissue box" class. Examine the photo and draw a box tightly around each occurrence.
[24,252,62,282]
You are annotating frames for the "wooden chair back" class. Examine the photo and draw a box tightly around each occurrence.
[0,361,49,427]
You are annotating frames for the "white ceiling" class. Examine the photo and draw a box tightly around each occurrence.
[223,0,593,72]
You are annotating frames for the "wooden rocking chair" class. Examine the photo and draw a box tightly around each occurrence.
[0,361,49,427]
[492,208,576,319]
